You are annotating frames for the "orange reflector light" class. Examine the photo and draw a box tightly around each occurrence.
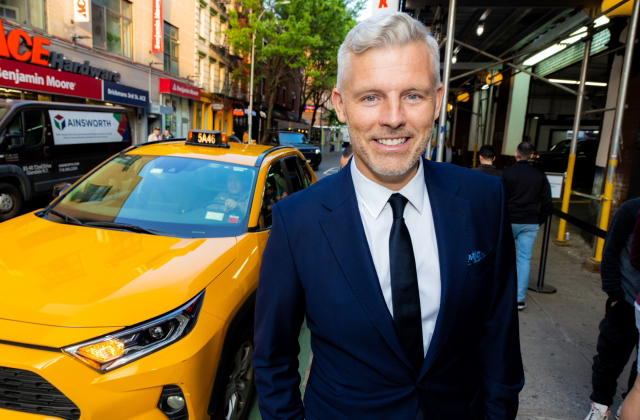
[221,133,228,144]
[77,339,125,363]
[188,130,193,140]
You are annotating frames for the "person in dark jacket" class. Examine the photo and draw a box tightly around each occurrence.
[585,198,640,420]
[620,210,640,420]
[473,145,500,177]
[500,142,552,310]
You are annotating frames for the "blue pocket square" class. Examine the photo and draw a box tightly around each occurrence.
[468,251,487,266]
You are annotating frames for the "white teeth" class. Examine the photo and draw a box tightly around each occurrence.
[377,138,407,146]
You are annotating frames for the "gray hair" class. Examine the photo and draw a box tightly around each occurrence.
[336,12,440,92]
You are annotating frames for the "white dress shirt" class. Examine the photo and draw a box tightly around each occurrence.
[350,158,441,356]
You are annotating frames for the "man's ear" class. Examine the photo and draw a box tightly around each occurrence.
[332,88,347,123]
[434,83,444,120]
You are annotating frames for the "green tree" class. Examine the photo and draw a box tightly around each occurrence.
[293,0,363,131]
[226,0,320,143]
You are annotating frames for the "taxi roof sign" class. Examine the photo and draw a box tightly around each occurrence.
[186,130,229,148]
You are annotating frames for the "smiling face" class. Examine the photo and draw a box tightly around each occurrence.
[332,42,443,188]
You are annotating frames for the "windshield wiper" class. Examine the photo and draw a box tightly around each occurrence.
[47,208,83,225]
[83,221,171,236]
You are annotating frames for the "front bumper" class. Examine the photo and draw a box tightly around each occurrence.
[302,153,322,167]
[0,311,225,420]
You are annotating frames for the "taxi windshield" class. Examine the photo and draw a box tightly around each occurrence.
[48,155,257,238]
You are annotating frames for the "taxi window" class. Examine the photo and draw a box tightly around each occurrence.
[259,161,291,229]
[49,155,258,238]
[284,157,304,193]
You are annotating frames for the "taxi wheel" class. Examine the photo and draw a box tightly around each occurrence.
[220,325,255,420]
[0,183,22,221]
[312,164,319,171]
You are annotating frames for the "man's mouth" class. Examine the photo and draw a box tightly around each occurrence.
[375,137,409,146]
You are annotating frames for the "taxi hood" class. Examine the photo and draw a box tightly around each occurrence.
[0,214,237,328]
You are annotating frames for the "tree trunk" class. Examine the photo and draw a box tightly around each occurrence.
[309,107,317,137]
[262,91,277,144]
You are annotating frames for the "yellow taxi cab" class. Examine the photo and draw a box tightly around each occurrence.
[0,131,316,420]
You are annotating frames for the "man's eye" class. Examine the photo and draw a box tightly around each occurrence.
[364,96,376,102]
[407,94,421,100]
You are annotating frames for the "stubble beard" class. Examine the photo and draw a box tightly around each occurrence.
[347,119,433,178]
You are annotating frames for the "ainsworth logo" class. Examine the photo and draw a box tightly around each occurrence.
[53,114,65,130]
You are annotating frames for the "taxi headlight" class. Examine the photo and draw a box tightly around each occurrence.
[63,291,204,372]
[315,149,320,154]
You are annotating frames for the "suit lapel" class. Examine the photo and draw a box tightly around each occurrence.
[318,164,414,372]
[419,158,470,380]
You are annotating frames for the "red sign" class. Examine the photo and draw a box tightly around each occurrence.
[0,20,50,66]
[152,0,163,53]
[0,57,102,100]
[159,78,201,100]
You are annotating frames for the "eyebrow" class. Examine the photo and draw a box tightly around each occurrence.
[351,87,435,97]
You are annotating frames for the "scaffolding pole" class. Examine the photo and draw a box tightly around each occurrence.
[483,71,495,149]
[594,0,640,261]
[437,0,456,163]
[557,35,592,244]
[455,39,578,96]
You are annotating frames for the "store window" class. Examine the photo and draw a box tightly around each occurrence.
[0,0,46,30]
[91,0,132,58]
[164,22,179,75]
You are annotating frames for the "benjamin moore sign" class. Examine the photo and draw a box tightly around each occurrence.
[0,57,102,99]
[152,0,163,53]
[159,78,201,100]
[48,111,128,145]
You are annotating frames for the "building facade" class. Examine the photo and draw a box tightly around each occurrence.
[0,0,246,143]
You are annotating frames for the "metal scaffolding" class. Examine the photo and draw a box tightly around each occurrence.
[434,0,636,259]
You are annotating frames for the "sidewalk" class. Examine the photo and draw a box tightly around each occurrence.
[516,214,634,419]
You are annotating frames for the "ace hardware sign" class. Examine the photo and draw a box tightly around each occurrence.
[0,19,149,104]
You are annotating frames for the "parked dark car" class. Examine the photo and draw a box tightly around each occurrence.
[530,139,598,187]
[266,131,322,170]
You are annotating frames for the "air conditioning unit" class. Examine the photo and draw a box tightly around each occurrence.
[194,81,204,88]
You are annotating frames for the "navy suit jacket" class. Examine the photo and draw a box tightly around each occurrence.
[254,158,524,420]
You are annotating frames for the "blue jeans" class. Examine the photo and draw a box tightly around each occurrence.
[511,224,540,302]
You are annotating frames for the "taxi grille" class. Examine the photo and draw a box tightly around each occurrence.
[0,366,80,419]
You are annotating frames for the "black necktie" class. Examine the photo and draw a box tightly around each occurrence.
[388,193,424,372]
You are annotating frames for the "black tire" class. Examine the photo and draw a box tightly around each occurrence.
[312,164,319,171]
[0,183,23,222]
[213,324,256,420]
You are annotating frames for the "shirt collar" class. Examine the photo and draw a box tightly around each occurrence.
[350,158,425,220]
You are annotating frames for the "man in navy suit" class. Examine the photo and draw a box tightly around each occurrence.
[254,12,524,420]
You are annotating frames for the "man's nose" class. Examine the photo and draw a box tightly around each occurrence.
[379,97,406,129]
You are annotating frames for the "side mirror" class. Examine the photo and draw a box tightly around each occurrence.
[53,183,72,198]
[2,130,23,151]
